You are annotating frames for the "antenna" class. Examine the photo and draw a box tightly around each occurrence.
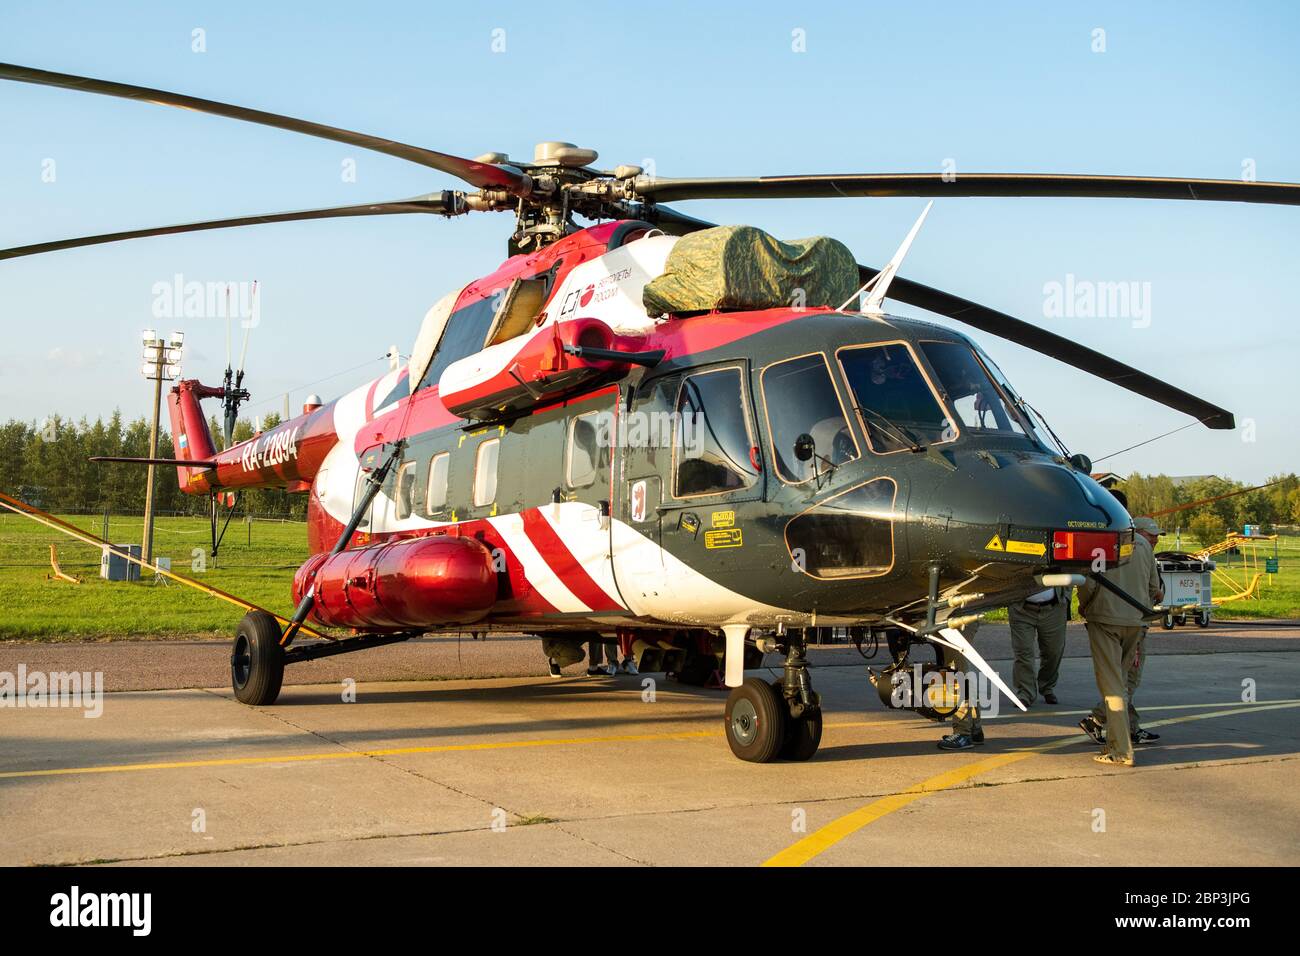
[839,201,933,315]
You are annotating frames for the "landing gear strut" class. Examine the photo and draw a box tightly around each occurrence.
[723,631,822,762]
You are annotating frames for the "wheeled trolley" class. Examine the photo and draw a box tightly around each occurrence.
[1154,552,1215,629]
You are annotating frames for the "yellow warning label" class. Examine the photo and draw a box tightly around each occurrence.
[985,535,1004,552]
[1006,539,1047,556]
[711,510,735,529]
[704,528,743,549]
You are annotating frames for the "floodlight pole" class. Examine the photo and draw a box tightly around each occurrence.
[140,330,182,570]
[142,339,164,568]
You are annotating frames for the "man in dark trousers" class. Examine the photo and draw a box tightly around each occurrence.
[1008,584,1071,706]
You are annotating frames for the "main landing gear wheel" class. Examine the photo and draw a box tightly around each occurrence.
[772,680,823,761]
[231,610,285,705]
[724,677,786,763]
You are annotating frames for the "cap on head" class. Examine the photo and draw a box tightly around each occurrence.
[1133,516,1164,536]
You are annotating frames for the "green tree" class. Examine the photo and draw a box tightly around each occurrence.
[1188,512,1226,548]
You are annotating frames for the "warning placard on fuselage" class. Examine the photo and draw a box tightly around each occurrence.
[704,528,743,549]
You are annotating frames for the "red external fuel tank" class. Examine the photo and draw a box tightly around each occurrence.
[292,535,497,631]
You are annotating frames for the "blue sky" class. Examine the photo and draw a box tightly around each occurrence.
[2,1,1297,482]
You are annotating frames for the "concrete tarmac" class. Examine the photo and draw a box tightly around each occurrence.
[0,624,1297,866]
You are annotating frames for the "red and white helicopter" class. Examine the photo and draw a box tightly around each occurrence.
[5,62,1296,762]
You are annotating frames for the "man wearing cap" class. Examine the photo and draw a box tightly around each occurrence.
[1008,584,1071,707]
[1076,516,1164,766]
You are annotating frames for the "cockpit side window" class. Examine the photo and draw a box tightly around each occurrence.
[760,353,859,483]
[673,366,760,497]
[838,343,952,452]
[919,341,1029,436]
[416,295,501,391]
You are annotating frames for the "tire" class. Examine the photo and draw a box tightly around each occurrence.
[1196,610,1211,628]
[1162,612,1176,630]
[772,680,823,761]
[1175,615,1186,627]
[231,610,285,705]
[724,677,786,763]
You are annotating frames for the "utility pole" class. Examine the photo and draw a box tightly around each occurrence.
[141,330,183,570]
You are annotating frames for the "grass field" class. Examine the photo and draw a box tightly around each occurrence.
[0,512,308,640]
[1,512,1297,640]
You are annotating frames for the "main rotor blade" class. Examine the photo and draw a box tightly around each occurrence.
[0,63,529,195]
[0,193,465,260]
[633,173,1300,206]
[864,264,1235,429]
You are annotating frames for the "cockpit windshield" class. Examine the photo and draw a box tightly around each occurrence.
[919,341,1036,439]
[838,343,950,452]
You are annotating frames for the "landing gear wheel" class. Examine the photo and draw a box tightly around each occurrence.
[231,610,285,705]
[1162,612,1176,630]
[772,680,823,761]
[724,677,786,763]
[1196,610,1211,628]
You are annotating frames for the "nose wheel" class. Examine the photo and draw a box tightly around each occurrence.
[722,634,823,762]
[725,677,787,762]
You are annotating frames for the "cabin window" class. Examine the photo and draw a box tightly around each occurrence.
[425,452,449,512]
[760,353,858,483]
[567,411,610,489]
[838,343,952,452]
[474,438,500,506]
[919,341,1028,436]
[785,479,896,579]
[673,367,759,497]
[394,461,418,519]
[352,471,371,529]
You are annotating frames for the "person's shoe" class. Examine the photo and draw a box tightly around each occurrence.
[1017,695,1034,710]
[619,658,639,675]
[1078,715,1106,745]
[587,666,605,677]
[548,659,562,679]
[972,728,985,745]
[1042,692,1059,705]
[602,663,617,676]
[1094,751,1134,767]
[1132,728,1161,744]
[938,733,979,751]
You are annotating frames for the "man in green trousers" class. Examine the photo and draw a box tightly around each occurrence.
[1077,518,1163,766]
[1008,585,1070,707]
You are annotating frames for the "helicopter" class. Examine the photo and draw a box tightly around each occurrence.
[5,62,1298,763]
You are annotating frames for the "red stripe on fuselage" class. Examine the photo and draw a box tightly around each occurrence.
[519,509,624,612]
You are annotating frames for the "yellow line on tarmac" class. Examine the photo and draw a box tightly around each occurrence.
[0,729,730,780]
[0,717,917,781]
[762,699,1300,867]
[1,699,1289,783]
[981,697,1300,719]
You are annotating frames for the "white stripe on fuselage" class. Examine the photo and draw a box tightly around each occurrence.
[488,512,590,614]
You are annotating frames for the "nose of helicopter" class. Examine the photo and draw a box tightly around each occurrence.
[909,454,1129,568]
